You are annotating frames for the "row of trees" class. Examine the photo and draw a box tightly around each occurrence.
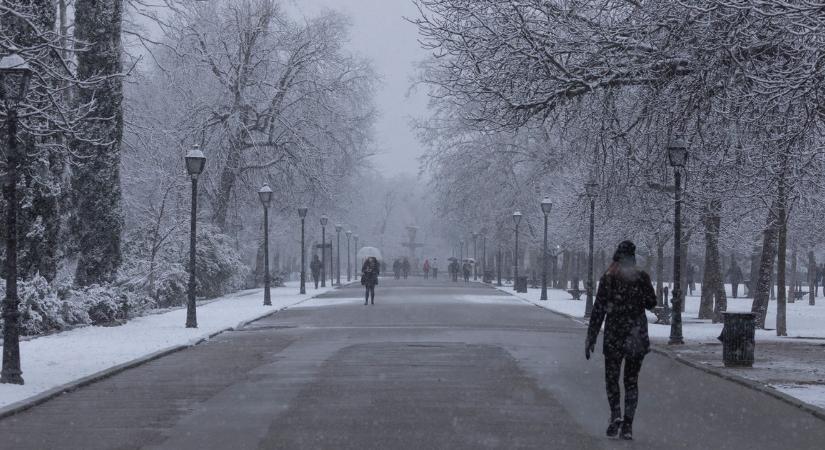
[413,0,825,335]
[0,0,381,335]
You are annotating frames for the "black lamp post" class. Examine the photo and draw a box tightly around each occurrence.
[481,228,487,281]
[335,224,342,286]
[258,184,273,306]
[1,53,31,385]
[320,215,328,287]
[584,182,599,317]
[513,211,522,291]
[472,232,478,280]
[298,207,308,294]
[353,234,359,276]
[346,230,352,282]
[540,198,553,301]
[668,135,688,345]
[184,145,206,328]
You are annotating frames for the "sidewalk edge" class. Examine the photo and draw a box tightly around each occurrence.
[649,345,825,422]
[0,287,338,420]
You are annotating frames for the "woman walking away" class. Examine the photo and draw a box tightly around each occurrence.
[361,256,380,305]
[585,240,657,440]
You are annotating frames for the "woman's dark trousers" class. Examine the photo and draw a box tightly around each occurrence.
[604,355,643,422]
[364,286,375,304]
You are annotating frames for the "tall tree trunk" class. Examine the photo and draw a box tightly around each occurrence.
[656,240,665,306]
[748,243,761,297]
[699,200,726,320]
[788,247,797,304]
[71,0,124,286]
[211,145,242,231]
[751,199,780,329]
[808,250,817,306]
[776,174,788,337]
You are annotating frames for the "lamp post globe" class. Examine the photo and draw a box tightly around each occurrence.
[298,207,308,294]
[259,184,273,306]
[183,145,205,330]
[540,198,553,301]
[0,53,32,106]
[0,52,32,385]
[584,183,599,317]
[668,135,688,345]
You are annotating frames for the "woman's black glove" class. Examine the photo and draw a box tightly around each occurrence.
[585,339,595,360]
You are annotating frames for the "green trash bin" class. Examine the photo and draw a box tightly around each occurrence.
[718,312,756,367]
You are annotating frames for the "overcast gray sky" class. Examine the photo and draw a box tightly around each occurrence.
[286,0,430,177]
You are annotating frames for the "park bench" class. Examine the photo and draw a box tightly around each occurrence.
[792,290,809,302]
[567,288,582,300]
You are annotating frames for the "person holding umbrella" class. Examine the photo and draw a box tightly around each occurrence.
[361,256,380,305]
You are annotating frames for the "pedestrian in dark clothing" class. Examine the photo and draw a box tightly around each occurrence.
[393,259,401,280]
[402,258,411,279]
[727,258,743,298]
[585,240,657,441]
[310,255,322,289]
[423,259,431,279]
[361,256,380,305]
[462,261,471,282]
[686,264,695,296]
[449,260,459,282]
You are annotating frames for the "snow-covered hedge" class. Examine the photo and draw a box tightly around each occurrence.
[0,275,156,336]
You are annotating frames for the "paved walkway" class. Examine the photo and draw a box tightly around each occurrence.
[0,279,823,449]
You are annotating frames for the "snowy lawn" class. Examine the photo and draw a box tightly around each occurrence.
[494,281,825,410]
[0,281,336,410]
[495,282,825,341]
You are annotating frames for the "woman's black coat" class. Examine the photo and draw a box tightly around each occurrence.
[361,258,380,288]
[586,265,657,357]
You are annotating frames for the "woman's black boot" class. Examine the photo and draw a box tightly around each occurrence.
[620,418,633,440]
[606,416,622,438]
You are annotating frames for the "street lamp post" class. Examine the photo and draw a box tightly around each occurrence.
[184,145,206,328]
[668,136,688,345]
[320,215,328,287]
[335,224,342,286]
[354,234,359,277]
[472,232,478,280]
[258,184,273,306]
[584,182,599,317]
[497,242,503,287]
[298,207,308,294]
[0,53,32,384]
[540,198,553,301]
[481,228,487,282]
[513,211,523,291]
[346,230,352,282]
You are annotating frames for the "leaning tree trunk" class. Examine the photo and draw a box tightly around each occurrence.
[71,0,124,286]
[748,243,761,297]
[751,199,780,329]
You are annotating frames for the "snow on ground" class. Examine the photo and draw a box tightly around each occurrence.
[493,281,825,412]
[0,282,335,409]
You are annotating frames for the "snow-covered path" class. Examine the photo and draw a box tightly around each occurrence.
[0,282,336,410]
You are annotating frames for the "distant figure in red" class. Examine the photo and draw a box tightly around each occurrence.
[423,259,431,279]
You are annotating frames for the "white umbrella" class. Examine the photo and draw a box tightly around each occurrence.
[357,246,382,261]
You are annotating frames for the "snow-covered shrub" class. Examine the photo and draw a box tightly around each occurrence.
[194,225,249,298]
[152,264,188,308]
[69,284,155,326]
